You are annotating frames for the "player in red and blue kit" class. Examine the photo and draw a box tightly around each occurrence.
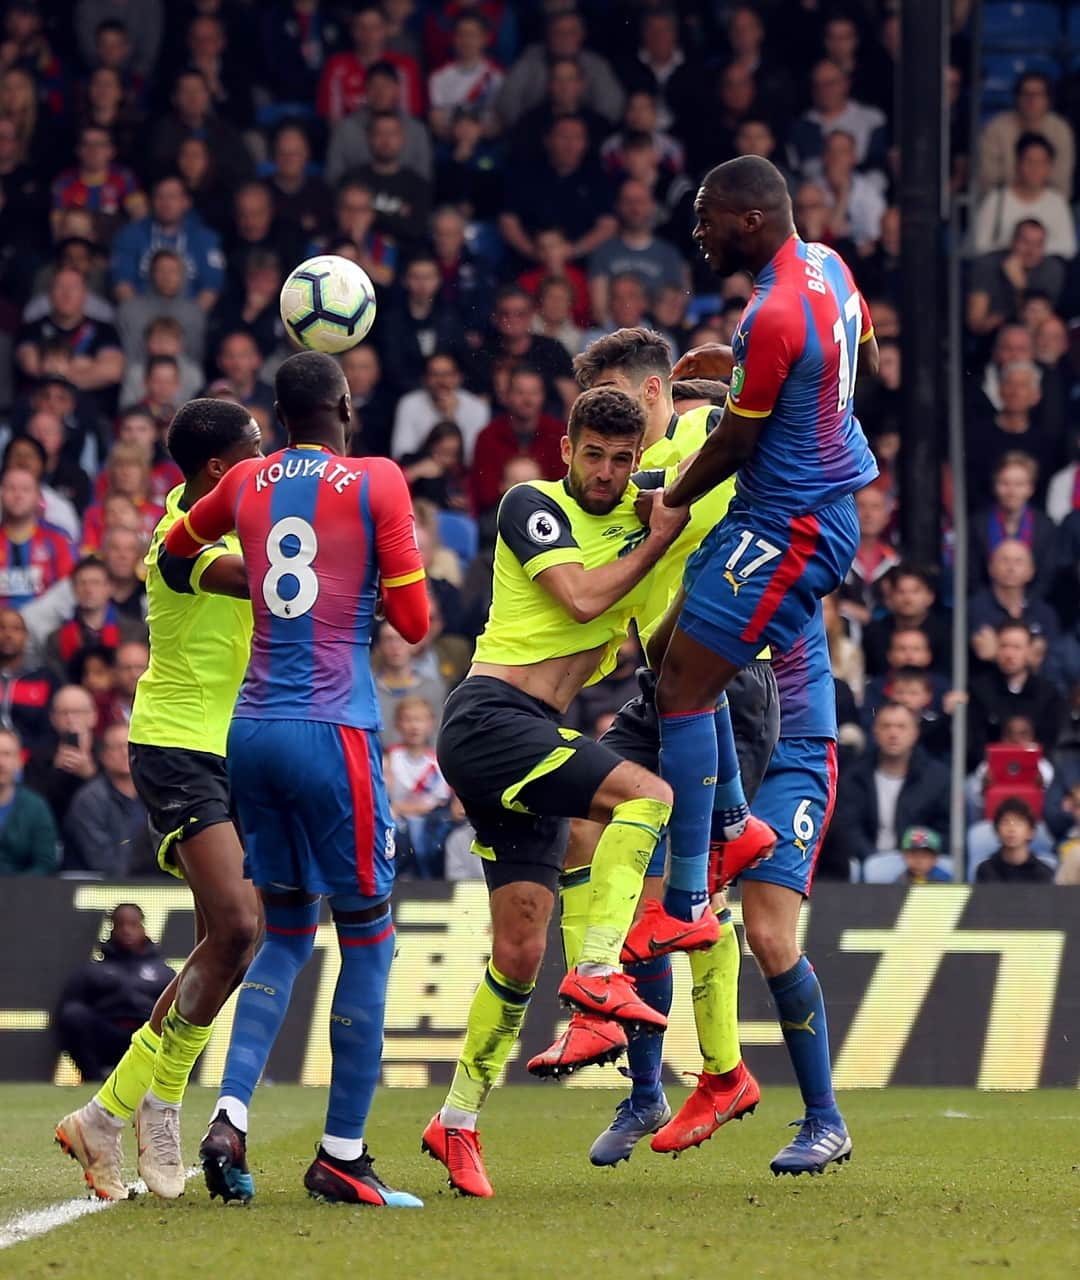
[623,158,878,1105]
[164,351,428,1209]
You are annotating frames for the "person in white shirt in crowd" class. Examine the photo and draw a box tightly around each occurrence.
[428,12,504,141]
[820,129,885,251]
[385,695,452,879]
[974,134,1076,261]
[391,351,489,463]
[977,72,1075,198]
[787,59,888,188]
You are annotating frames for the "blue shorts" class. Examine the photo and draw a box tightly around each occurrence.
[228,718,394,903]
[681,495,859,666]
[740,737,838,897]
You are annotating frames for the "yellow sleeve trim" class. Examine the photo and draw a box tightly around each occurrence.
[183,512,214,546]
[859,326,875,344]
[383,567,426,588]
[525,547,584,580]
[726,401,772,419]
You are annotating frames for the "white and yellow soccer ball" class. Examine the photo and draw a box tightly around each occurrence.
[279,254,377,354]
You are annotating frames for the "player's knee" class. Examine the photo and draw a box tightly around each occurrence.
[210,904,261,970]
[564,819,598,871]
[743,916,798,977]
[491,932,546,986]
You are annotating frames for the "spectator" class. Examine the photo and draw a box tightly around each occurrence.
[587,179,686,324]
[975,322,1033,414]
[971,454,1057,596]
[615,8,697,138]
[975,798,1055,883]
[327,180,397,289]
[342,343,394,458]
[111,176,225,311]
[23,683,100,828]
[464,286,576,415]
[863,563,951,677]
[225,181,308,294]
[840,482,898,626]
[99,526,146,623]
[50,124,147,246]
[970,621,1063,759]
[430,205,495,337]
[820,129,885,252]
[63,721,151,874]
[428,12,504,141]
[514,56,611,155]
[700,63,759,174]
[400,421,470,513]
[116,250,207,368]
[213,331,274,419]
[179,11,253,129]
[55,903,173,1080]
[496,9,623,131]
[385,696,451,878]
[600,89,685,178]
[973,134,1076,261]
[15,268,124,403]
[0,725,58,876]
[0,114,48,293]
[259,0,345,105]
[373,622,446,747]
[316,3,423,124]
[149,69,253,186]
[82,443,165,552]
[792,181,857,265]
[433,102,503,222]
[470,366,566,513]
[350,112,432,249]
[787,59,889,185]
[422,0,517,74]
[45,557,145,681]
[895,826,952,885]
[863,628,949,723]
[499,116,616,267]
[74,0,164,80]
[967,219,1065,338]
[885,668,953,761]
[378,255,463,394]
[977,73,1075,198]
[327,61,434,187]
[23,391,95,510]
[206,250,284,362]
[533,276,582,358]
[969,539,1061,673]
[582,273,652,349]
[0,467,75,611]
[266,122,332,241]
[834,702,951,863]
[518,227,592,329]
[175,134,233,235]
[119,316,204,408]
[131,354,183,437]
[0,608,56,751]
[391,351,489,463]
[2,436,78,542]
[1047,433,1080,526]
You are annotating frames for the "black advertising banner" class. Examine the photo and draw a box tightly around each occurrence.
[2,881,1078,1089]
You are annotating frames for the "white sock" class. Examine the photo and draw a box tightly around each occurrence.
[722,817,749,841]
[216,1096,248,1133]
[439,1105,477,1131]
[320,1134,365,1161]
[144,1090,180,1112]
[689,900,709,922]
[88,1098,124,1129]
[578,962,617,978]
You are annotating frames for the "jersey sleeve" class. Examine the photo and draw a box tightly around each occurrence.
[727,296,798,420]
[497,484,582,579]
[163,464,252,556]
[367,459,425,588]
[858,290,874,343]
[158,541,233,596]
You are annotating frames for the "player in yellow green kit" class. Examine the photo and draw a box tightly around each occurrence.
[529,329,779,1163]
[56,399,261,1201]
[421,386,693,1198]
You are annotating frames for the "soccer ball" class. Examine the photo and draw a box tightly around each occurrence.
[279,254,377,354]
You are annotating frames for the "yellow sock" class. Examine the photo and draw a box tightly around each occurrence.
[688,908,742,1074]
[148,1006,213,1106]
[579,797,670,966]
[96,1022,161,1120]
[446,962,534,1114]
[558,867,591,971]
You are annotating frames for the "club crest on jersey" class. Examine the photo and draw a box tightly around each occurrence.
[730,364,746,399]
[527,510,561,544]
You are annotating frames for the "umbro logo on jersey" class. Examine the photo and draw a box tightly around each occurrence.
[601,525,627,538]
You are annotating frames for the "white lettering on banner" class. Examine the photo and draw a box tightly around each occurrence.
[833,887,1065,1090]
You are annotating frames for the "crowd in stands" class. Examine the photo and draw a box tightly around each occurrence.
[0,0,1077,887]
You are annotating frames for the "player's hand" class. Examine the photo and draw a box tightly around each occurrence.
[671,343,736,380]
[634,487,658,526]
[647,491,690,545]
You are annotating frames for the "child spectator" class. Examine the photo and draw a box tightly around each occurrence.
[895,826,951,884]
[385,696,452,878]
[975,798,1055,883]
[81,444,165,553]
[517,227,592,328]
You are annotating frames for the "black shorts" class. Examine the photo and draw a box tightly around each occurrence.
[600,660,780,804]
[437,676,626,891]
[128,742,234,879]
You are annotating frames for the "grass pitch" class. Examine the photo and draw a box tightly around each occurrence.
[1,1085,1078,1279]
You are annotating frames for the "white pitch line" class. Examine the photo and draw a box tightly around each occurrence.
[0,1168,200,1252]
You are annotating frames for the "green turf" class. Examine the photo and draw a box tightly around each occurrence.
[2,1085,1078,1279]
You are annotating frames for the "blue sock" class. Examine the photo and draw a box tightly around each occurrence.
[624,955,672,1107]
[220,899,320,1111]
[659,708,716,920]
[710,693,750,840]
[768,956,839,1120]
[325,907,396,1142]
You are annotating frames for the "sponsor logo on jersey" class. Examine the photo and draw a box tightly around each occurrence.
[730,363,746,399]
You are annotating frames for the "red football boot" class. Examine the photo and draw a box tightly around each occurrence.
[558,966,668,1032]
[620,898,720,965]
[708,816,777,892]
[650,1062,761,1154]
[527,1011,628,1078]
[421,1114,493,1198]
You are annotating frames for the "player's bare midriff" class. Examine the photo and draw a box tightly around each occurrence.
[469,645,608,717]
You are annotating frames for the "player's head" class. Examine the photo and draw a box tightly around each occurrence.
[274,351,351,452]
[573,327,673,417]
[694,156,793,276]
[563,386,645,516]
[166,398,262,482]
[671,378,728,413]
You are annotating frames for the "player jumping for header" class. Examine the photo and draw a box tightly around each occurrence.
[165,352,429,1208]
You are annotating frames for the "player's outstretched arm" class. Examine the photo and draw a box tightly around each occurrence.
[164,462,256,557]
[369,458,429,644]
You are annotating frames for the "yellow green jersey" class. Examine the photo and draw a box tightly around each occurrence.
[128,485,253,757]
[473,477,651,687]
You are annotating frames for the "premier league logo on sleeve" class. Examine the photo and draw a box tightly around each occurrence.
[526,511,561,545]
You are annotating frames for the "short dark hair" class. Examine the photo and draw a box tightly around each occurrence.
[567,386,645,444]
[1015,71,1051,98]
[993,797,1036,830]
[72,555,108,580]
[2,435,45,472]
[891,666,932,689]
[997,619,1032,641]
[146,354,179,376]
[367,59,401,83]
[68,642,116,686]
[1015,131,1054,162]
[274,351,348,424]
[95,18,127,40]
[702,155,790,213]
[671,378,728,407]
[888,562,936,594]
[111,902,144,922]
[166,397,256,478]
[574,327,672,389]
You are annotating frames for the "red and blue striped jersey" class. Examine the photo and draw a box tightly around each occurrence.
[0,523,76,610]
[772,601,837,742]
[727,235,878,518]
[175,447,423,731]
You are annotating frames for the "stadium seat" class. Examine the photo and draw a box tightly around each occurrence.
[983,781,1044,821]
[966,820,1055,880]
[982,3,1062,54]
[255,102,317,130]
[861,852,955,884]
[981,52,1060,112]
[686,294,722,324]
[437,510,478,570]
